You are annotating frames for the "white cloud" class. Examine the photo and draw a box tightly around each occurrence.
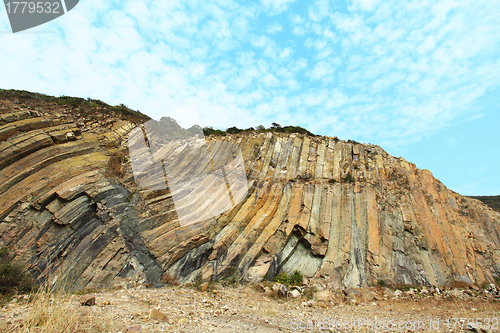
[288,58,308,71]
[280,47,293,59]
[350,0,380,12]
[250,34,269,48]
[0,0,498,152]
[308,61,334,81]
[289,14,303,24]
[262,74,280,87]
[261,0,297,16]
[267,22,282,35]
[308,0,333,22]
[292,26,305,35]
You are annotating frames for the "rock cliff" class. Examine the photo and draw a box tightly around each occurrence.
[1,90,499,291]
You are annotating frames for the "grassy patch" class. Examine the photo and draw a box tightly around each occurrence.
[219,266,240,287]
[392,283,414,292]
[0,289,112,333]
[0,247,35,304]
[0,89,151,123]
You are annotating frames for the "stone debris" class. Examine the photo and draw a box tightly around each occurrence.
[124,324,142,332]
[287,289,301,298]
[278,284,288,298]
[79,295,96,306]
[467,323,488,333]
[1,283,500,333]
[149,308,168,322]
[200,282,209,292]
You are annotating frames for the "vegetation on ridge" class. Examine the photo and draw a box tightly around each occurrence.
[1,89,366,143]
[468,195,500,213]
[203,122,318,138]
[0,88,151,123]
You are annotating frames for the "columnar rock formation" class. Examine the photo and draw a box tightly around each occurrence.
[1,93,499,292]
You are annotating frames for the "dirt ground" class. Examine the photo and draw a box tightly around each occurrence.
[2,283,500,333]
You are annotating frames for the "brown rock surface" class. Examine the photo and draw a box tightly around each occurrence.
[80,295,96,306]
[1,90,500,293]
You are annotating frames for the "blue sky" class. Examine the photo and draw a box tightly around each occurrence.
[0,0,498,195]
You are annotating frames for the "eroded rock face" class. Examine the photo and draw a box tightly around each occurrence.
[1,96,499,291]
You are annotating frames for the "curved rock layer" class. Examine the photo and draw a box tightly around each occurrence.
[1,98,499,291]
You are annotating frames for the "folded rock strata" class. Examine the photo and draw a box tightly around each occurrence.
[1,96,499,291]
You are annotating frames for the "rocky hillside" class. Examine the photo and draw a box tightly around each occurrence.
[1,90,499,292]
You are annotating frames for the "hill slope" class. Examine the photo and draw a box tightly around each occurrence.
[1,90,499,292]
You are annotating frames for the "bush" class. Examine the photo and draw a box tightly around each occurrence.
[226,126,243,134]
[274,271,303,286]
[162,273,179,286]
[296,174,312,182]
[342,174,354,182]
[290,271,303,285]
[107,150,128,178]
[0,247,35,298]
[57,95,88,107]
[109,104,129,113]
[202,127,226,136]
[191,272,203,289]
[220,266,239,287]
[328,178,337,184]
[201,122,319,137]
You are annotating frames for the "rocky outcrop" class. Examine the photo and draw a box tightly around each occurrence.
[1,93,499,292]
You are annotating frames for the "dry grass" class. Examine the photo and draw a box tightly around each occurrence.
[448,279,472,289]
[162,273,179,286]
[0,289,112,333]
[106,150,129,178]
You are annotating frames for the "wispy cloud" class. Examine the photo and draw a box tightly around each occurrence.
[261,0,297,16]
[0,0,499,150]
[266,22,282,35]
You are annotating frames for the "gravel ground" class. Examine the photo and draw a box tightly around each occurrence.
[2,283,500,332]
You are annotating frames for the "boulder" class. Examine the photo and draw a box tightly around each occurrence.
[287,289,301,298]
[149,308,168,322]
[79,295,95,306]
[200,282,209,292]
[125,325,142,332]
